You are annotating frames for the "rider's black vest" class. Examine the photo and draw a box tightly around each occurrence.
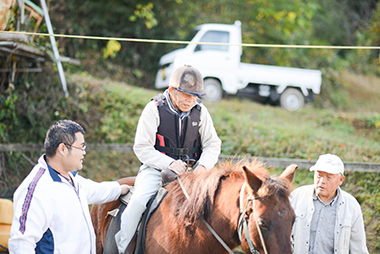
[152,94,202,161]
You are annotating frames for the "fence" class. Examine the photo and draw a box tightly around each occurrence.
[1,143,379,172]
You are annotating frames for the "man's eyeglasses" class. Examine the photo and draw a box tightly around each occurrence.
[65,144,86,152]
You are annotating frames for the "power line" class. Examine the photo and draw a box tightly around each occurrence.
[1,30,380,50]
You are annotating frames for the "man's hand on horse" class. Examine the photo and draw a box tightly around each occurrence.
[120,184,130,195]
[168,159,187,175]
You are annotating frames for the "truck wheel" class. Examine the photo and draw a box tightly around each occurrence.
[280,88,305,111]
[202,79,223,102]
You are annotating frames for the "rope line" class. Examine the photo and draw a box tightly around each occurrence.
[1,30,380,50]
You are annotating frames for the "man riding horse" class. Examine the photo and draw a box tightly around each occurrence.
[115,65,222,253]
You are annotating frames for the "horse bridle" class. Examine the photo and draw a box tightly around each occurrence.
[237,182,268,254]
[177,177,268,254]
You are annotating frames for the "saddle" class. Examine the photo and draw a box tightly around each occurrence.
[103,186,168,254]
[104,164,194,254]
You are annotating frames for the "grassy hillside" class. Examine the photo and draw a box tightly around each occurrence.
[66,71,380,164]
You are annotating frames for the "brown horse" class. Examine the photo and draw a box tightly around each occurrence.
[90,160,297,254]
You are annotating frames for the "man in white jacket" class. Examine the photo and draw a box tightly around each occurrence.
[115,65,221,253]
[290,154,369,254]
[8,120,130,254]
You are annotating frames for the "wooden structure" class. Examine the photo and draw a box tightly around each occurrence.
[0,0,47,86]
[0,0,78,96]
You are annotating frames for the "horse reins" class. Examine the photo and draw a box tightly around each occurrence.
[177,177,268,254]
[177,176,235,254]
[237,182,268,254]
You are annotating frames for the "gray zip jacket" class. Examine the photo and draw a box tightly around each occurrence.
[290,185,369,254]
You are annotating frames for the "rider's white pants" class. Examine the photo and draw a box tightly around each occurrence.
[115,166,161,254]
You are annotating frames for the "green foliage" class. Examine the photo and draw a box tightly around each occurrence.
[343,171,380,252]
[368,1,380,47]
[0,87,18,139]
[363,113,380,133]
[66,73,156,143]
[1,67,64,143]
[206,96,380,163]
[32,0,378,89]
[314,69,349,110]
[81,152,141,182]
[102,40,121,59]
[44,0,177,86]
[129,3,158,29]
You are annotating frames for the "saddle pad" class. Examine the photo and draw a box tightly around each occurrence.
[134,187,168,254]
[102,187,135,253]
[103,186,168,254]
[103,202,127,254]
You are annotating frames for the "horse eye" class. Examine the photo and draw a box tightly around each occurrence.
[259,220,270,230]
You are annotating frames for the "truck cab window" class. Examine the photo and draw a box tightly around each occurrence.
[194,31,230,52]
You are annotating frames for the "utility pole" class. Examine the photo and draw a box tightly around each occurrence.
[39,0,69,97]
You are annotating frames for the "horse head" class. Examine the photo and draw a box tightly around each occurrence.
[239,164,297,254]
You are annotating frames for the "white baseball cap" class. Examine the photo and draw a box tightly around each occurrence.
[310,154,344,175]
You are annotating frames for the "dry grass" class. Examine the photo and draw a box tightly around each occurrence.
[338,71,380,112]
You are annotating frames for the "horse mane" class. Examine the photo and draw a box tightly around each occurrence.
[165,159,292,232]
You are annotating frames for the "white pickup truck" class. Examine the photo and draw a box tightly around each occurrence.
[155,21,322,111]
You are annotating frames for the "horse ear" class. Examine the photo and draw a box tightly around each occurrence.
[243,166,262,194]
[280,164,298,184]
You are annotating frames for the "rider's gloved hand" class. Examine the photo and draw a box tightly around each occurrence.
[193,165,206,172]
[168,159,187,175]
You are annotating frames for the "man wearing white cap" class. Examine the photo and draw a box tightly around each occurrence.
[115,65,221,253]
[290,154,369,254]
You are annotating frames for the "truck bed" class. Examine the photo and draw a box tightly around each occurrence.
[238,62,322,94]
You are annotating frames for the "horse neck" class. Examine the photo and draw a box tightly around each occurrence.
[208,178,244,249]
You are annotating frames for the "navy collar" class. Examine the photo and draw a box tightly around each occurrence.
[45,156,78,182]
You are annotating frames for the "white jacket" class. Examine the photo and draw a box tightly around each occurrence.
[290,185,369,254]
[9,155,122,254]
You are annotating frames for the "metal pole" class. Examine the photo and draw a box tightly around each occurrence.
[17,0,25,25]
[39,0,69,97]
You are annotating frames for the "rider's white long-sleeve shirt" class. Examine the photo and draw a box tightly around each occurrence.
[133,90,221,171]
